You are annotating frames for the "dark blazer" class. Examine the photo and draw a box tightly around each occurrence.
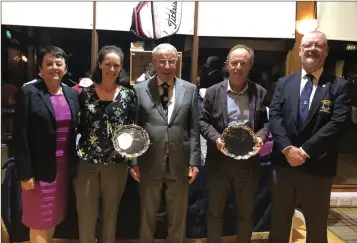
[269,71,351,177]
[12,79,79,182]
[199,79,270,165]
[133,77,201,178]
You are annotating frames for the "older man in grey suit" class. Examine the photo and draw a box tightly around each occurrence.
[130,43,200,243]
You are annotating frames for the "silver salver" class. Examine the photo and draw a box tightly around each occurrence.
[111,124,150,157]
[221,125,259,160]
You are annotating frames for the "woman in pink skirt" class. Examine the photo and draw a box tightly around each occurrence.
[12,46,79,243]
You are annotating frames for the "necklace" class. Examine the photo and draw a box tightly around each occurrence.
[97,84,120,101]
[99,84,118,92]
[102,86,116,92]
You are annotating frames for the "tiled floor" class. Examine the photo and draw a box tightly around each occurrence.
[1,213,347,243]
[328,208,357,242]
[291,212,344,243]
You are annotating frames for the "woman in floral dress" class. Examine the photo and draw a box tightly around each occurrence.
[75,45,137,243]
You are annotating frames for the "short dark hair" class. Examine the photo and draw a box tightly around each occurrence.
[36,45,68,71]
[90,45,124,85]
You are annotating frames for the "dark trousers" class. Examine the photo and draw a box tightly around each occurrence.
[138,170,189,243]
[206,159,260,243]
[268,167,333,243]
[74,161,128,243]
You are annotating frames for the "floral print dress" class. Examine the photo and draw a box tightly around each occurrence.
[77,85,137,164]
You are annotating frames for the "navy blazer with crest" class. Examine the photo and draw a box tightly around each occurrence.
[12,79,79,182]
[269,71,351,177]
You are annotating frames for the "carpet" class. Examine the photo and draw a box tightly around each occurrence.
[328,208,357,242]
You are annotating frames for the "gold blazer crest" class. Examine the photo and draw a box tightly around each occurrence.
[320,100,332,113]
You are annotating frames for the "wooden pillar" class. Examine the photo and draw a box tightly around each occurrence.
[190,1,199,84]
[91,1,99,67]
[285,1,316,75]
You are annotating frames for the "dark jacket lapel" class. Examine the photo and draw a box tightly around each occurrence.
[62,84,78,125]
[291,72,302,127]
[219,80,229,128]
[246,80,256,130]
[169,78,186,124]
[304,72,332,126]
[36,81,55,120]
[146,77,168,123]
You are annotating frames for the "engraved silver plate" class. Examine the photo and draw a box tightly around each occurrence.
[112,124,150,157]
[221,125,259,160]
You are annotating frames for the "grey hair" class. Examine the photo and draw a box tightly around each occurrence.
[303,30,328,45]
[227,44,254,63]
[152,43,178,58]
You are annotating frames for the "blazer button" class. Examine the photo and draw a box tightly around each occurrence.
[168,124,172,128]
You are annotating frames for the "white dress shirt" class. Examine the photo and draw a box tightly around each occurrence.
[282,67,324,157]
[157,76,176,122]
[300,67,323,110]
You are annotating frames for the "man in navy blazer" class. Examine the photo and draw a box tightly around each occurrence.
[268,31,351,243]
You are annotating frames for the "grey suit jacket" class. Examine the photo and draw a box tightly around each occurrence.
[199,79,270,165]
[132,77,201,178]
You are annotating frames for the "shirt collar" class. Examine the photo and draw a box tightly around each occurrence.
[227,79,248,95]
[302,67,323,83]
[156,75,175,87]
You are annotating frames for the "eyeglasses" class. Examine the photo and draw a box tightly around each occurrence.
[301,43,326,50]
[157,59,177,66]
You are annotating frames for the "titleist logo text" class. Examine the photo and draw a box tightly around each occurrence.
[167,2,178,29]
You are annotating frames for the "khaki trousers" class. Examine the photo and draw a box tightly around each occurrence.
[74,161,128,243]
